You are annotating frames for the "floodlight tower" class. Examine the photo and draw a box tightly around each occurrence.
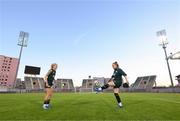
[14,31,29,87]
[156,30,174,87]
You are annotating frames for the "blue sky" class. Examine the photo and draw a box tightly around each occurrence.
[0,0,180,86]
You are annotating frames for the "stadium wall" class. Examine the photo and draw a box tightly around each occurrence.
[119,87,180,93]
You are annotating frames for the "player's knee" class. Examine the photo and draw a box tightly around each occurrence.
[108,82,112,86]
[109,82,115,87]
[113,90,119,94]
[48,94,51,98]
[49,95,52,98]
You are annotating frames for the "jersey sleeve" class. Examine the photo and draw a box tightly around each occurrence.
[111,70,117,80]
[45,69,52,77]
[119,69,127,76]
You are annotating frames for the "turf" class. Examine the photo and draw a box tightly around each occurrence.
[0,93,180,120]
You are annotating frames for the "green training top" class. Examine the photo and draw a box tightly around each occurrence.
[111,68,127,82]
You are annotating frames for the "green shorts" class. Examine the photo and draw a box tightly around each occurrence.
[113,81,122,88]
[45,80,53,88]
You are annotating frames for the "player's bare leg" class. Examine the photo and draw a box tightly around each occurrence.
[43,88,52,109]
[98,80,115,91]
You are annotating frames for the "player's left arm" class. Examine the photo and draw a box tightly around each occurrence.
[124,76,129,84]
[120,69,129,84]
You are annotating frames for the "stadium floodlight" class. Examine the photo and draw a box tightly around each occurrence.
[157,29,168,46]
[14,31,29,88]
[18,31,29,47]
[156,29,174,87]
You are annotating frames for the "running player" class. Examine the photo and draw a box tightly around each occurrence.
[98,61,129,108]
[43,63,58,109]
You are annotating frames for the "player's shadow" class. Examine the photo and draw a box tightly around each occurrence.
[70,100,98,105]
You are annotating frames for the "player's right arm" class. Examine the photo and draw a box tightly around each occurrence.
[108,71,116,82]
[108,76,115,82]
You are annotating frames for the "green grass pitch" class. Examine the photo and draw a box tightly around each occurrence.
[0,93,180,120]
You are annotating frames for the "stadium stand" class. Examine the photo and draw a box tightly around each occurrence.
[24,76,74,92]
[15,78,26,89]
[14,78,21,88]
[81,79,94,92]
[31,77,40,90]
[2,75,180,93]
[24,76,44,92]
[175,75,180,87]
[54,79,75,92]
[38,77,45,89]
[80,77,108,92]
[24,76,32,90]
[131,75,157,90]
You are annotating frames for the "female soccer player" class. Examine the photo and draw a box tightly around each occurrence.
[98,61,129,108]
[43,63,58,109]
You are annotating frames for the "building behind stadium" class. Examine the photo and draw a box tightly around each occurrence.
[0,55,19,91]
